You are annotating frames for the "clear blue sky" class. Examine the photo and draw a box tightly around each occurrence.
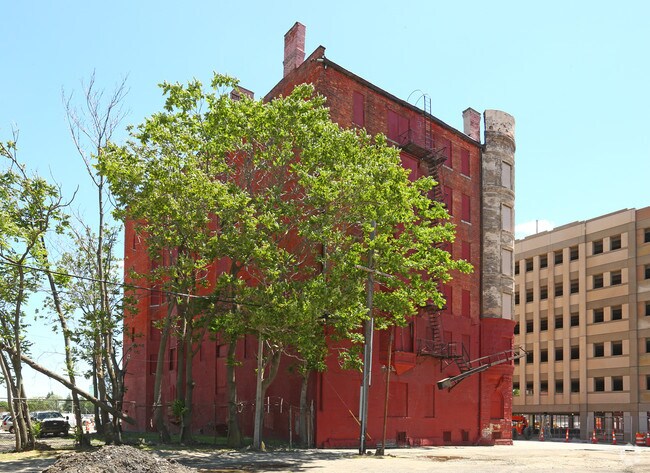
[2,0,649,396]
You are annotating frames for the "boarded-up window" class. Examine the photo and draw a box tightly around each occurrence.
[395,321,414,352]
[461,194,471,222]
[150,287,162,306]
[502,293,513,319]
[502,204,513,232]
[425,385,436,417]
[501,162,512,188]
[387,110,409,144]
[502,248,513,276]
[244,334,257,359]
[388,382,408,417]
[400,155,419,181]
[460,149,470,176]
[352,91,365,126]
[462,241,471,262]
[462,290,470,316]
[490,392,504,419]
[439,137,452,167]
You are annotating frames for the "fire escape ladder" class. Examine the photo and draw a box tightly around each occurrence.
[423,95,433,150]
[417,309,460,363]
[437,346,527,391]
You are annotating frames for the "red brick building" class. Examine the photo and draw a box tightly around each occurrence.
[122,22,517,447]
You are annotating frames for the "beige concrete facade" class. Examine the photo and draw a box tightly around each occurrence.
[513,207,650,442]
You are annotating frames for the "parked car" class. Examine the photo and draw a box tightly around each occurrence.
[1,415,13,433]
[31,411,69,437]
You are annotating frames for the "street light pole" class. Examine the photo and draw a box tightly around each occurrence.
[359,221,376,454]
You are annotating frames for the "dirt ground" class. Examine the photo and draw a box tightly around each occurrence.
[2,440,650,473]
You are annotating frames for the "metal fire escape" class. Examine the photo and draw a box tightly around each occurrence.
[397,93,525,392]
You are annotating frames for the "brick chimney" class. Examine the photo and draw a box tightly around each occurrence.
[462,108,481,142]
[283,22,306,77]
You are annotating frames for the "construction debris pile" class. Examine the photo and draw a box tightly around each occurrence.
[43,444,197,473]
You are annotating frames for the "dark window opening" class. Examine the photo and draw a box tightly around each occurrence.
[610,235,621,250]
[646,338,650,353]
[540,255,548,268]
[570,313,579,327]
[593,274,604,289]
[570,246,579,261]
[525,259,533,272]
[611,270,622,285]
[515,263,520,275]
[526,320,534,333]
[555,347,564,361]
[526,290,533,303]
[554,250,563,265]
[540,381,548,393]
[645,228,650,243]
[555,282,563,297]
[526,351,534,363]
[593,309,604,323]
[570,346,579,359]
[514,323,520,335]
[526,382,534,395]
[555,315,563,329]
[646,375,650,391]
[515,292,520,305]
[555,380,564,394]
[612,341,623,356]
[571,379,580,393]
[570,280,579,294]
[594,377,605,392]
[612,305,623,320]
[593,240,603,255]
[593,343,604,357]
[645,265,650,280]
[540,286,548,300]
[646,302,650,317]
[612,377,623,391]
[540,318,548,331]
[540,350,548,363]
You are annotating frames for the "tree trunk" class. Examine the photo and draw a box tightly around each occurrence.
[180,318,194,444]
[43,261,90,447]
[152,305,173,443]
[299,368,310,447]
[253,338,282,451]
[226,340,242,448]
[1,347,135,424]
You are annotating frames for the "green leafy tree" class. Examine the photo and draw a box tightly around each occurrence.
[101,74,470,449]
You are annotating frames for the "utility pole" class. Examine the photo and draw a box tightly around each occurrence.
[359,221,376,454]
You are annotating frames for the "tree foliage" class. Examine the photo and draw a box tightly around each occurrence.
[100,73,470,447]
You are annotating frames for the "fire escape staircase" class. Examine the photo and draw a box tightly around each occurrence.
[398,93,525,390]
[418,311,526,392]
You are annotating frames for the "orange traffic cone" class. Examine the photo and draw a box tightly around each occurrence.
[565,428,569,442]
[612,430,617,445]
[591,429,598,443]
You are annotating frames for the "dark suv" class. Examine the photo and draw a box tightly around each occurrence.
[31,411,69,437]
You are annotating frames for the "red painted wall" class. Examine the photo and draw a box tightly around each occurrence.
[122,43,514,447]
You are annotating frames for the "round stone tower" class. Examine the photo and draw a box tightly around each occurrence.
[481,110,516,320]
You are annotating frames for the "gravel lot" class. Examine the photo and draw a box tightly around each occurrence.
[2,433,650,473]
